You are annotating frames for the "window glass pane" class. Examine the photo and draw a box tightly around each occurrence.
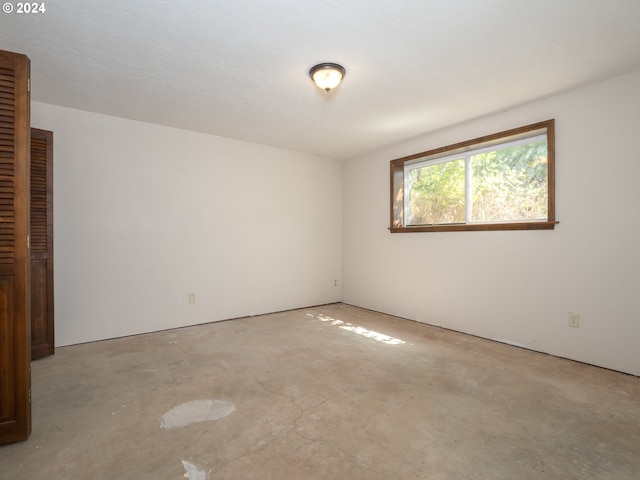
[470,139,548,222]
[407,158,465,225]
[391,120,555,232]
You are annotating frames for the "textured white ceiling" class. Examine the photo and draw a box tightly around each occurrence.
[2,0,640,159]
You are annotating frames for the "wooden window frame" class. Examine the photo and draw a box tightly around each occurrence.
[390,119,557,233]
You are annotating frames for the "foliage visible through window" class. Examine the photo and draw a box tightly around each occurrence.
[391,120,556,232]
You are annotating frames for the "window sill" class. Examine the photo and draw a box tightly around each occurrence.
[389,221,559,233]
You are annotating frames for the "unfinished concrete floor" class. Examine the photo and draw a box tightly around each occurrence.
[1,303,639,479]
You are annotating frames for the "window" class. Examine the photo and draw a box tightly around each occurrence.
[390,120,556,232]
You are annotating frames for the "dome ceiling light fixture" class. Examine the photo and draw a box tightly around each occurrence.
[309,62,346,93]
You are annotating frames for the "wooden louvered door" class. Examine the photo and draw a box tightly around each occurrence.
[30,128,53,360]
[0,49,31,445]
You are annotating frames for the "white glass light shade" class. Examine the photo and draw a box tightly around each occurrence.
[309,63,345,92]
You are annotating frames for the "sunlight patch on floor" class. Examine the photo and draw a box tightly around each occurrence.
[307,313,406,346]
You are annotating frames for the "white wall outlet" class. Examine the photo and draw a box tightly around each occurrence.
[568,312,579,328]
[188,293,196,304]
[334,280,339,287]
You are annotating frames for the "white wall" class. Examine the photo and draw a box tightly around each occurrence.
[32,70,640,375]
[343,70,640,376]
[32,103,342,346]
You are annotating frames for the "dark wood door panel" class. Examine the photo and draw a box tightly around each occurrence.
[0,48,31,445]
[30,128,53,360]
[30,258,50,358]
[0,274,16,423]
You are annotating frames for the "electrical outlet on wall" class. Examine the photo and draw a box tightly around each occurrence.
[188,293,196,304]
[568,312,580,328]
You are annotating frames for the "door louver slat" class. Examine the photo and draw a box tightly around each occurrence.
[0,66,14,265]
